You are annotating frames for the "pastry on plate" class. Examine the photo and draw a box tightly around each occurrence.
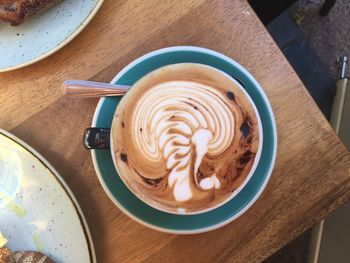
[0,231,56,263]
[0,0,60,25]
[0,231,10,263]
[0,247,11,263]
[8,251,55,263]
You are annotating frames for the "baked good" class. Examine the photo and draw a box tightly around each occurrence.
[0,0,59,25]
[8,251,55,263]
[0,247,11,263]
[0,232,10,263]
[0,231,56,263]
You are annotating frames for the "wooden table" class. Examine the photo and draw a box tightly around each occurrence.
[1,0,350,262]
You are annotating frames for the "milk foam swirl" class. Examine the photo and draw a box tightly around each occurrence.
[132,81,235,201]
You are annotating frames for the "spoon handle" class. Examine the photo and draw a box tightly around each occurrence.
[62,80,130,98]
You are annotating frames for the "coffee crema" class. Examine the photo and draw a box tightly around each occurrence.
[112,64,261,213]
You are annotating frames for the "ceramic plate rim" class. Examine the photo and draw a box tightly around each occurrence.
[0,0,104,73]
[91,46,277,234]
[0,129,96,262]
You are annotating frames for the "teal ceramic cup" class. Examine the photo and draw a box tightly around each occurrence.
[90,46,277,234]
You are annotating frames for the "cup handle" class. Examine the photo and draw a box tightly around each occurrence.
[83,128,110,149]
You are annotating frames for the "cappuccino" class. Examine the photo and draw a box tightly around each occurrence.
[111,63,261,214]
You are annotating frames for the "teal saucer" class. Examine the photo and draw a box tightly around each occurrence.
[91,46,277,234]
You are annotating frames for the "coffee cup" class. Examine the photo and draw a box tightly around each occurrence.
[84,63,262,215]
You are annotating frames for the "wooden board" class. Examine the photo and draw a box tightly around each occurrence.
[1,0,350,262]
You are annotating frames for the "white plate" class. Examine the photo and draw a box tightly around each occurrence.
[0,0,103,72]
[0,129,96,263]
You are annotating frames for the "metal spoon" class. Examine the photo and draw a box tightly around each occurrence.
[62,80,130,98]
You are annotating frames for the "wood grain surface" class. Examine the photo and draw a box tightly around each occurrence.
[1,0,350,262]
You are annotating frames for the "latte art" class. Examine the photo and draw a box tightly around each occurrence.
[112,64,261,213]
[132,81,234,201]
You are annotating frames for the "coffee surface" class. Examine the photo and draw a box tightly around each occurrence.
[112,63,260,213]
